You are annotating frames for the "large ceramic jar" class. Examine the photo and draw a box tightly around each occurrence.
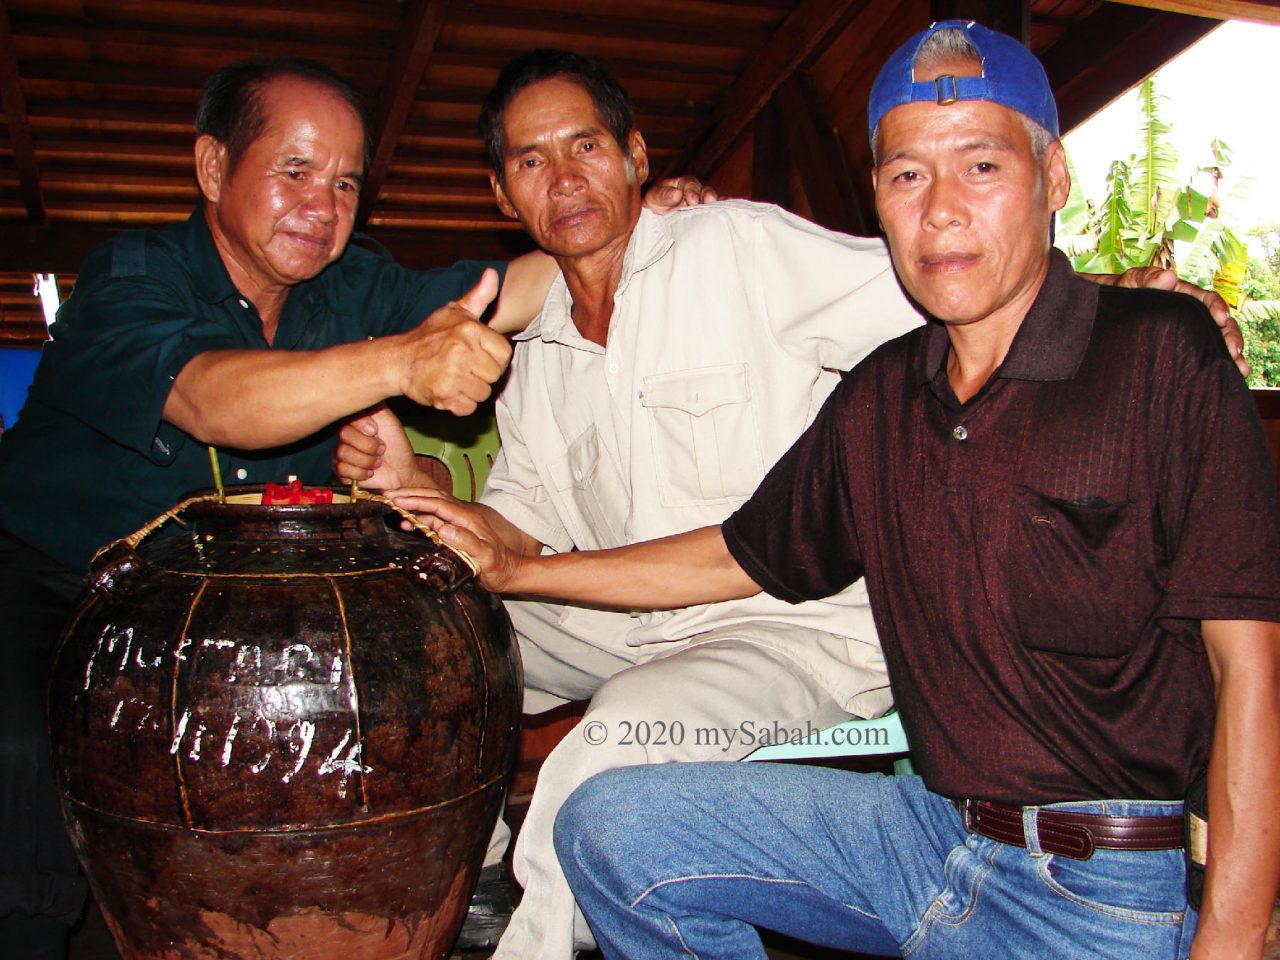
[49,489,521,960]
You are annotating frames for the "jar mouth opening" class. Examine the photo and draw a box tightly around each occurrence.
[187,485,389,521]
[222,492,355,505]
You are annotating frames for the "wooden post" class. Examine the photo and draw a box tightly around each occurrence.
[751,99,791,209]
[774,76,869,236]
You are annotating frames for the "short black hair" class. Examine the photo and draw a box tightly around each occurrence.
[195,58,369,172]
[479,49,635,184]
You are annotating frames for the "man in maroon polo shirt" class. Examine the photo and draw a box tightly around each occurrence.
[405,20,1280,960]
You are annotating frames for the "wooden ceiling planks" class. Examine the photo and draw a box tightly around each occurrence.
[0,0,1258,346]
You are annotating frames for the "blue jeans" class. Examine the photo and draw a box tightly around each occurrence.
[554,763,1197,959]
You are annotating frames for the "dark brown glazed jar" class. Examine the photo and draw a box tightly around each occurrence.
[49,488,521,959]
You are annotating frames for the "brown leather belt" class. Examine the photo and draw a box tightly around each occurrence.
[957,799,1185,860]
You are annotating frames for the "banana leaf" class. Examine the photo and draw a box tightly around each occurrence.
[1129,80,1181,237]
[1058,149,1094,240]
[1182,172,1255,284]
[1241,300,1280,323]
[1087,160,1146,273]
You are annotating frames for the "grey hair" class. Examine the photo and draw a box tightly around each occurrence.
[871,27,1054,163]
[914,25,982,72]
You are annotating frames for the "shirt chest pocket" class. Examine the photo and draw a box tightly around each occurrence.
[639,364,764,507]
[1007,486,1143,658]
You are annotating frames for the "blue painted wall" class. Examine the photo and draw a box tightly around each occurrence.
[0,347,42,431]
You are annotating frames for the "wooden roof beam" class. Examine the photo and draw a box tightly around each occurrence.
[446,5,772,48]
[751,98,790,210]
[1105,0,1280,26]
[0,0,45,222]
[1041,4,1217,133]
[663,0,862,180]
[357,0,451,228]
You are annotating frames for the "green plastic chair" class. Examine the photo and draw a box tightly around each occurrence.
[744,707,913,775]
[398,400,501,502]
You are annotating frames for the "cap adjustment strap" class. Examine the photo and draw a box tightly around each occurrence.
[934,75,958,105]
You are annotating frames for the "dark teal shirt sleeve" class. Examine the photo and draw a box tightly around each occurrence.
[38,235,243,464]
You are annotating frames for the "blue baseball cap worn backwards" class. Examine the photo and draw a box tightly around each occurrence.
[867,19,1059,144]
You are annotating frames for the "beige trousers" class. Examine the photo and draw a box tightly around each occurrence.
[487,600,883,960]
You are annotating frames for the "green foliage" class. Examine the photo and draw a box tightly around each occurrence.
[1238,224,1280,386]
[1130,81,1180,252]
[1058,151,1093,246]
[1239,300,1280,387]
[1057,78,1247,284]
[1074,161,1152,273]
[1245,223,1280,299]
[1056,78,1280,384]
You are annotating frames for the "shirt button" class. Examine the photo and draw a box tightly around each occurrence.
[238,299,249,309]
[951,425,968,441]
[236,468,248,480]
[573,469,583,481]
[608,363,619,374]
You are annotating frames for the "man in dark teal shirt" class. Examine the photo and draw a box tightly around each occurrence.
[0,57,556,958]
[0,57,549,572]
